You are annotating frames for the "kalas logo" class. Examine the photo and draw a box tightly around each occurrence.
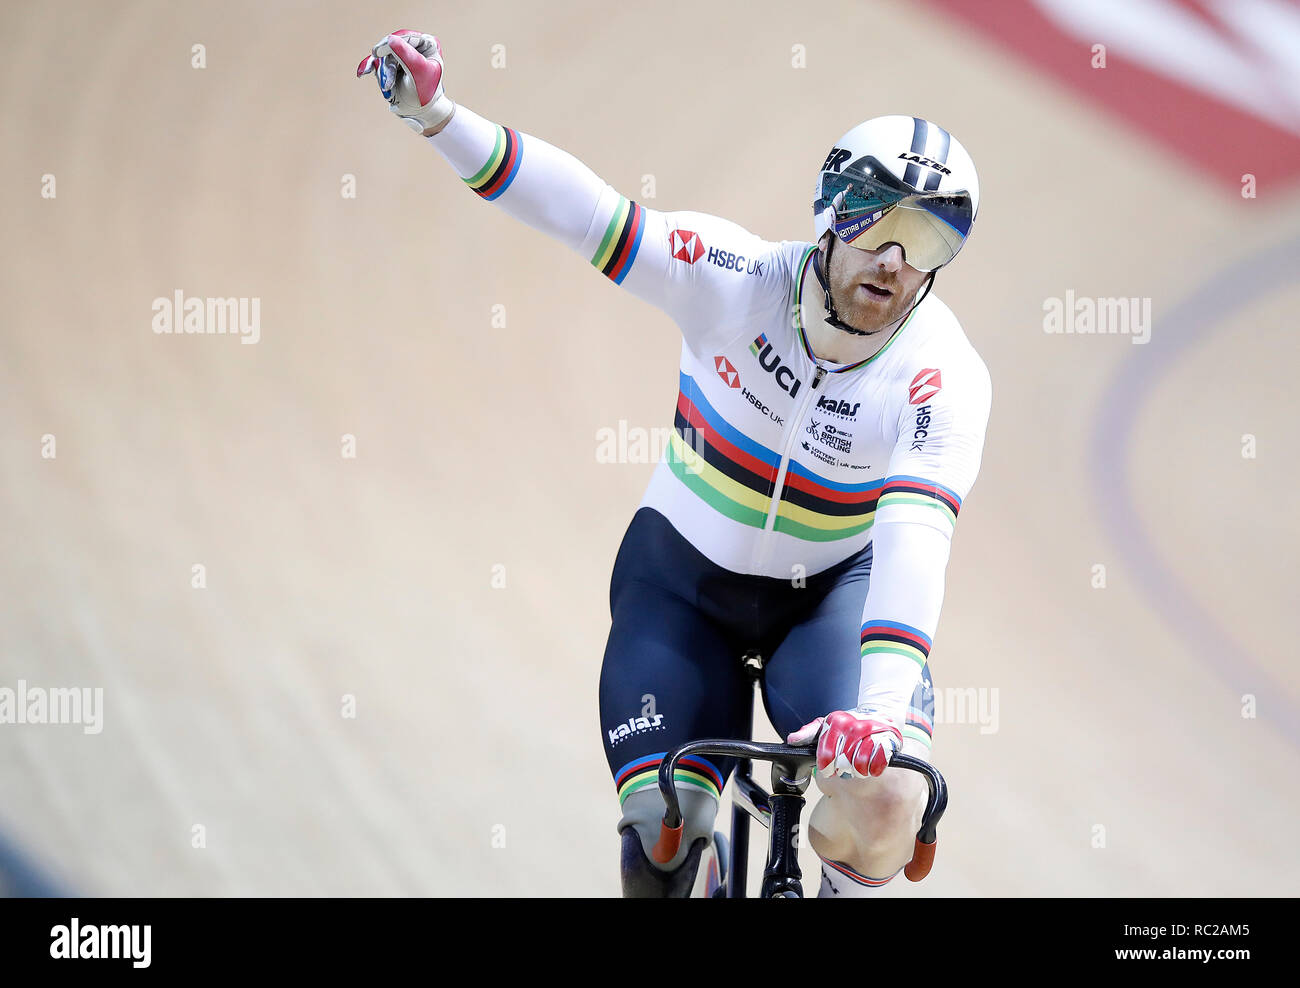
[817,396,860,418]
[670,229,705,264]
[749,333,803,397]
[714,355,741,389]
[608,713,666,746]
[908,368,942,404]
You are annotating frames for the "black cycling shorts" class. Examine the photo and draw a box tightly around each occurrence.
[598,507,934,808]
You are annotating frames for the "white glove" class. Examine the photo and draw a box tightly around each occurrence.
[356,30,455,135]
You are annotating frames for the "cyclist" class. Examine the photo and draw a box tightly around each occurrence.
[360,31,991,898]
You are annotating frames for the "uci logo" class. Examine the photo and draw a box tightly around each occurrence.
[751,335,803,397]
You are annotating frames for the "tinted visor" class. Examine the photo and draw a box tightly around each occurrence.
[819,156,974,271]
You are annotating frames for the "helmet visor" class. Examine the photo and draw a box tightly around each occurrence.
[819,157,975,271]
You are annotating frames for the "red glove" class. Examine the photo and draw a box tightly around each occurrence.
[356,30,455,134]
[787,709,903,779]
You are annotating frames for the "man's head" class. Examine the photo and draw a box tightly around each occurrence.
[812,115,978,335]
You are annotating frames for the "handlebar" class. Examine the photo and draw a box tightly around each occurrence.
[652,738,948,882]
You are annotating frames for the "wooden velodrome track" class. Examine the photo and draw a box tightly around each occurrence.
[2,0,1297,896]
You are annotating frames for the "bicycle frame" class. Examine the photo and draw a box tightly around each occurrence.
[652,673,949,898]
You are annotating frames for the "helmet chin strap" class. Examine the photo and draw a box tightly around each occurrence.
[814,236,938,340]
[813,236,866,336]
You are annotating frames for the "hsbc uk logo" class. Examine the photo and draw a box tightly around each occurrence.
[714,355,741,389]
[669,229,764,275]
[749,333,803,397]
[716,354,784,425]
[670,229,705,264]
[910,405,934,452]
[908,368,942,404]
[707,247,765,276]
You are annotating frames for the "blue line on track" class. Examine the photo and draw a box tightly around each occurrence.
[1086,233,1300,750]
[0,823,66,897]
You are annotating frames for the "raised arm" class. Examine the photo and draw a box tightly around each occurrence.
[359,31,786,356]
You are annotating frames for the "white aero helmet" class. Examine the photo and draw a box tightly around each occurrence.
[813,115,979,272]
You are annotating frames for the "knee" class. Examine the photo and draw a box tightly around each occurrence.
[617,788,718,898]
[815,772,926,857]
[619,787,718,870]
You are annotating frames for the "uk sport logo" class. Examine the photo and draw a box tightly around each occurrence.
[670,229,705,263]
[908,368,942,404]
[714,355,741,388]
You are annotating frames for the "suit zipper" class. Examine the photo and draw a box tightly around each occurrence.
[753,364,828,570]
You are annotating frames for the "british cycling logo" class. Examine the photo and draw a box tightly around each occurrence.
[820,425,852,454]
[670,229,705,263]
[908,367,942,404]
[817,395,860,419]
[807,420,852,454]
[714,355,741,388]
[607,713,666,746]
[749,334,803,396]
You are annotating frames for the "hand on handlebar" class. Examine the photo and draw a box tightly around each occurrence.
[786,709,903,780]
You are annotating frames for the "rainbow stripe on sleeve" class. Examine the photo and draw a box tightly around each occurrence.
[591,196,645,284]
[463,125,523,201]
[877,475,962,528]
[860,620,932,671]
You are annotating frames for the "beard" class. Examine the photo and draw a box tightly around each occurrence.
[829,268,913,334]
[822,237,929,335]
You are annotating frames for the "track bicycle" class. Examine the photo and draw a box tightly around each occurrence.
[650,651,949,898]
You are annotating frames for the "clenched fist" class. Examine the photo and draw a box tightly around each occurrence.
[357,30,455,136]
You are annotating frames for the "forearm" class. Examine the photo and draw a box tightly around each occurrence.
[425,103,607,252]
[857,520,952,715]
[422,100,783,349]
